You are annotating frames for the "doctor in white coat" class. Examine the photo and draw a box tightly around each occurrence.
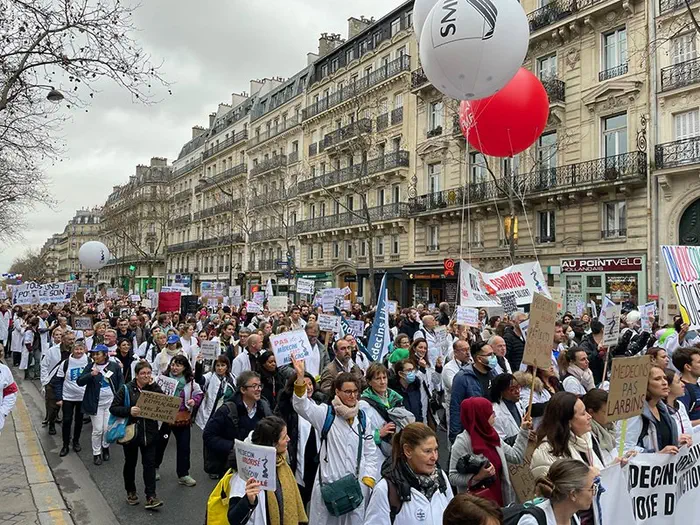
[291,356,377,525]
[490,373,526,445]
[0,304,11,351]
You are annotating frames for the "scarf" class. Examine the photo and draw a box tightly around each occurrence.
[460,397,503,487]
[567,364,595,392]
[267,454,308,525]
[332,395,359,420]
[361,387,404,409]
[590,419,615,453]
[157,347,180,371]
[569,432,605,470]
[399,459,442,500]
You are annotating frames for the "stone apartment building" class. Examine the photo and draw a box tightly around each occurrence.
[50,209,102,284]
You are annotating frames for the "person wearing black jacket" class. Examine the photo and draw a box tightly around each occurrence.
[201,371,273,478]
[255,350,292,411]
[109,361,164,510]
[399,308,422,341]
[578,321,606,385]
[503,317,527,372]
[391,359,424,423]
[274,372,326,504]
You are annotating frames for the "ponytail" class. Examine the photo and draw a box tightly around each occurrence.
[390,422,436,467]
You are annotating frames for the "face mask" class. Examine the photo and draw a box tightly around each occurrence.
[486,355,498,368]
[405,371,417,383]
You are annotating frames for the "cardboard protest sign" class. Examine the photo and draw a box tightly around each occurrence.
[234,439,277,491]
[245,301,261,313]
[521,293,557,370]
[507,442,536,504]
[141,298,152,309]
[456,306,479,327]
[318,314,340,334]
[606,355,651,422]
[268,296,288,312]
[155,375,179,397]
[296,278,315,296]
[200,340,219,360]
[135,391,181,423]
[158,291,181,313]
[270,330,313,367]
[603,304,622,346]
[252,291,265,306]
[72,316,93,331]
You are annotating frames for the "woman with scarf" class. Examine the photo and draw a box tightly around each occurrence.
[582,389,616,466]
[227,416,308,525]
[365,422,453,524]
[113,338,138,383]
[359,362,416,481]
[515,366,562,430]
[152,334,187,375]
[449,397,530,505]
[562,347,595,397]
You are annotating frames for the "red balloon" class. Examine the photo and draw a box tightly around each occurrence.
[459,68,550,158]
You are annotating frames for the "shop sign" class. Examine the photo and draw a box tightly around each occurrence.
[560,257,644,273]
[408,273,444,280]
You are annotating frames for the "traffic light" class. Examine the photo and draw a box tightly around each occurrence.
[129,265,136,272]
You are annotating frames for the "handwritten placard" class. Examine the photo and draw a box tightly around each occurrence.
[252,291,265,306]
[72,316,93,331]
[318,314,340,334]
[200,340,219,360]
[155,375,179,397]
[456,306,479,327]
[521,293,557,370]
[296,278,315,296]
[135,390,181,424]
[268,296,288,312]
[246,301,261,314]
[603,304,622,347]
[270,330,312,367]
[606,355,651,423]
[234,440,277,491]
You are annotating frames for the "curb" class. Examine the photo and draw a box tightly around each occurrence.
[12,389,76,525]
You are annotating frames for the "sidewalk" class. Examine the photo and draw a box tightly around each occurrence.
[0,386,75,525]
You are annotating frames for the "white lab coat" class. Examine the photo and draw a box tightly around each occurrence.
[518,386,551,430]
[194,371,235,430]
[492,399,525,442]
[292,392,378,525]
[0,363,18,434]
[38,318,50,353]
[40,344,63,387]
[358,399,389,481]
[11,317,25,354]
[180,336,200,363]
[516,499,581,525]
[562,376,588,396]
[364,471,453,525]
[230,349,254,380]
[0,310,11,344]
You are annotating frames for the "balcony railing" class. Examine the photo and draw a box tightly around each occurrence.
[302,55,411,120]
[377,113,389,131]
[659,0,699,14]
[655,136,700,169]
[250,155,287,177]
[411,68,429,90]
[295,202,409,234]
[542,77,566,103]
[391,107,404,126]
[258,259,276,271]
[250,228,284,243]
[171,214,191,228]
[202,130,248,160]
[298,150,410,194]
[527,0,603,32]
[660,57,700,92]
[427,126,443,138]
[599,62,628,81]
[601,228,627,239]
[196,163,248,192]
[252,186,298,207]
[169,240,200,253]
[410,152,647,214]
[171,188,192,202]
[172,159,203,179]
[323,119,372,149]
[200,233,245,249]
[288,150,300,164]
[248,115,301,148]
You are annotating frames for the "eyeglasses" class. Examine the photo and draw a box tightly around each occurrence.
[340,389,359,396]
[244,384,262,390]
[581,484,598,496]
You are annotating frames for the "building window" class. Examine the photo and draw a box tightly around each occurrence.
[427,225,439,251]
[321,64,328,77]
[671,33,697,65]
[346,195,354,211]
[674,109,700,139]
[346,241,353,259]
[391,18,401,37]
[602,28,627,71]
[427,163,441,193]
[470,152,487,184]
[537,54,557,79]
[376,237,385,256]
[501,156,519,175]
[377,188,386,207]
[429,101,443,131]
[602,113,627,157]
[392,184,401,203]
[333,241,339,259]
[406,10,413,28]
[360,240,367,257]
[537,132,558,169]
[394,93,404,109]
[538,211,556,243]
[602,201,627,238]
[346,48,355,63]
[308,244,314,261]
[319,243,324,259]
[391,235,400,255]
[470,222,483,247]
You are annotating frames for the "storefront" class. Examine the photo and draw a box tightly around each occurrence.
[357,267,407,305]
[559,256,647,314]
[296,272,335,292]
[404,260,460,307]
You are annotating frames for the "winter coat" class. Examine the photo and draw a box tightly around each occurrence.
[449,365,498,441]
[503,326,526,372]
[77,361,124,416]
[109,380,164,447]
[578,334,605,385]
[530,432,607,480]
[616,400,680,454]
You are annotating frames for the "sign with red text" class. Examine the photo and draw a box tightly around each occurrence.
[459,260,550,307]
[662,245,700,329]
[270,330,312,367]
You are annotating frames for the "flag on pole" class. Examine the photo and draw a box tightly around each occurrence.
[335,306,370,358]
[366,273,391,362]
[265,279,274,299]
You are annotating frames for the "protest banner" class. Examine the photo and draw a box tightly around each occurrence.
[130,294,141,303]
[141,298,152,309]
[234,439,277,491]
[345,319,365,338]
[39,283,68,304]
[522,293,557,371]
[599,443,700,525]
[72,316,93,331]
[200,340,219,360]
[252,291,265,305]
[65,282,79,294]
[459,260,551,307]
[456,306,480,327]
[135,391,181,424]
[245,301,261,313]
[12,282,40,305]
[270,330,312,367]
[296,278,315,296]
[606,355,651,423]
[155,375,179,397]
[661,245,700,329]
[321,288,341,313]
[0,290,7,300]
[318,314,340,334]
[268,296,288,312]
[507,443,537,504]
[158,291,181,313]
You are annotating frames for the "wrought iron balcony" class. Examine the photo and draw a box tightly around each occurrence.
[288,151,300,164]
[249,228,283,243]
[377,113,389,132]
[171,214,191,228]
[295,202,409,235]
[659,0,699,14]
[410,152,647,214]
[391,107,404,126]
[542,77,566,103]
[427,126,443,138]
[171,188,193,202]
[323,119,372,149]
[258,259,276,271]
[601,228,627,239]
[599,63,628,82]
[248,115,301,148]
[527,0,602,32]
[252,186,298,207]
[411,68,430,90]
[661,57,700,92]
[172,159,203,179]
[200,233,244,249]
[250,155,288,177]
[302,55,411,120]
[655,136,700,169]
[169,240,201,253]
[202,130,248,160]
[298,150,410,194]
[196,163,248,193]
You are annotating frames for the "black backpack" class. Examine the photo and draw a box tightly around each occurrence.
[501,505,547,525]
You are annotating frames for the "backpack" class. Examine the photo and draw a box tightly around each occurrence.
[501,504,547,525]
[320,403,367,441]
[205,468,236,525]
[387,480,403,524]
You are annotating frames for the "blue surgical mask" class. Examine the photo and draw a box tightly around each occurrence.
[487,355,498,368]
[405,371,417,383]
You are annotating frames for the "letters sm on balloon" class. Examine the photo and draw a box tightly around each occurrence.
[458,69,550,158]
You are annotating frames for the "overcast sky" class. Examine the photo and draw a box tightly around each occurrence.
[1,0,404,272]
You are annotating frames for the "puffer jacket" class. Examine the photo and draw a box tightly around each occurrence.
[109,379,164,447]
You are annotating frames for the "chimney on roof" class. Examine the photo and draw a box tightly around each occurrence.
[250,79,264,95]
[307,52,319,66]
[192,125,206,139]
[209,112,216,128]
[318,33,344,57]
[231,92,248,107]
[150,157,167,167]
[348,16,373,39]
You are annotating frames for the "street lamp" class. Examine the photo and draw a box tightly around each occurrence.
[199,176,237,289]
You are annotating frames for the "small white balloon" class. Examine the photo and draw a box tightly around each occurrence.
[419,0,529,100]
[413,0,440,41]
[78,241,110,270]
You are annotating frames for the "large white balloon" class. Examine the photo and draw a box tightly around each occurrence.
[419,0,530,100]
[413,0,440,41]
[79,241,110,270]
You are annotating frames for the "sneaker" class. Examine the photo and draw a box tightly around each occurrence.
[73,442,82,453]
[155,469,160,481]
[178,475,196,487]
[208,473,221,480]
[59,446,69,457]
[144,496,163,510]
[102,447,110,461]
[126,493,139,506]
[93,455,103,466]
